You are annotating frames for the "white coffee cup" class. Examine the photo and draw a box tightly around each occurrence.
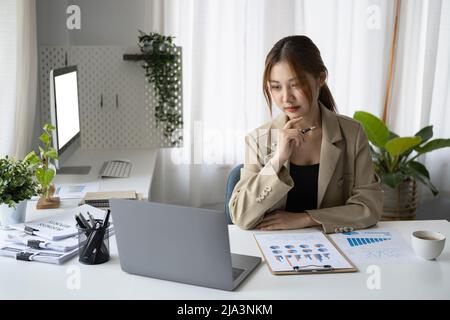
[411,230,446,260]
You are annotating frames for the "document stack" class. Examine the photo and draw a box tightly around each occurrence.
[82,190,137,208]
[0,204,113,264]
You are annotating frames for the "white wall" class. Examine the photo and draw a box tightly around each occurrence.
[33,0,152,152]
[36,0,149,45]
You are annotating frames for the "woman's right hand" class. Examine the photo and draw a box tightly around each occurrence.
[270,117,305,171]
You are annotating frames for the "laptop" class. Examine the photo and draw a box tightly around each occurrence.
[110,199,261,291]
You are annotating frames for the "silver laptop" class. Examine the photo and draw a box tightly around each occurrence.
[110,199,261,291]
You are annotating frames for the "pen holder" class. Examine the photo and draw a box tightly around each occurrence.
[76,220,110,265]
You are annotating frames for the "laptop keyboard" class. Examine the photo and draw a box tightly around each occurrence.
[232,267,245,280]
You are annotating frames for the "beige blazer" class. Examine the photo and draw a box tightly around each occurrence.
[229,103,383,233]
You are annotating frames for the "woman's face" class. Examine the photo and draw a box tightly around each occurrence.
[268,60,323,120]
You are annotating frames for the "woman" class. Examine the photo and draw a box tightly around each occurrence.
[229,35,383,233]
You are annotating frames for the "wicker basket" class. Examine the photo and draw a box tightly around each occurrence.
[382,177,419,220]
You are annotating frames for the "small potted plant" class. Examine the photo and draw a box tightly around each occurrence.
[24,124,60,209]
[0,156,39,229]
[353,111,450,219]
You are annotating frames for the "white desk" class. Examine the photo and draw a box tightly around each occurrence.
[53,148,158,196]
[1,216,449,299]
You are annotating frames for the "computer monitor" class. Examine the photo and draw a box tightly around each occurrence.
[49,65,90,174]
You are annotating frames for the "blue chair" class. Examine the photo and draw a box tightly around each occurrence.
[224,164,244,224]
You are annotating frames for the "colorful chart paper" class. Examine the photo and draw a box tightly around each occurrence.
[254,231,353,272]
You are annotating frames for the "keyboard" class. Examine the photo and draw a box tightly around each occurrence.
[99,160,132,178]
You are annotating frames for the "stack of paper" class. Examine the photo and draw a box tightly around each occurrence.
[83,190,137,208]
[0,205,114,264]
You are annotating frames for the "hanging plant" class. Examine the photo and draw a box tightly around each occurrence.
[138,30,183,146]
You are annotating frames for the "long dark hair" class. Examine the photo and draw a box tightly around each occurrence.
[263,35,337,115]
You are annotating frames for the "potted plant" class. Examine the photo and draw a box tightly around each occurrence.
[353,111,450,219]
[0,156,39,229]
[24,124,60,209]
[137,30,183,146]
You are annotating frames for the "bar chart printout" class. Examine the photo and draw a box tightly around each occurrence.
[254,232,353,272]
[330,229,417,265]
[346,237,391,247]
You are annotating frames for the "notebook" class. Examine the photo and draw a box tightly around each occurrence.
[82,190,137,208]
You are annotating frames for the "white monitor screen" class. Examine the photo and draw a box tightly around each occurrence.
[54,70,80,150]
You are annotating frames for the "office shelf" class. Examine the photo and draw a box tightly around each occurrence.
[123,53,174,61]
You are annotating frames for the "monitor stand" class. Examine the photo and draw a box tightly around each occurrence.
[57,166,91,175]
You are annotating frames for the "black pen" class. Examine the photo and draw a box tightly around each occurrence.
[300,126,316,134]
[103,209,111,230]
[77,213,91,229]
[75,215,87,229]
[86,211,97,229]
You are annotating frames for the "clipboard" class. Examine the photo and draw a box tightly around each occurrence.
[253,231,358,275]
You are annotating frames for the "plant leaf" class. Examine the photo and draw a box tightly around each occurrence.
[39,132,50,145]
[388,131,399,140]
[407,161,430,179]
[414,126,433,145]
[353,111,389,149]
[406,164,439,196]
[23,151,40,166]
[380,171,407,189]
[35,168,46,185]
[415,138,450,154]
[43,123,56,132]
[385,136,422,157]
[42,169,55,186]
[45,149,59,160]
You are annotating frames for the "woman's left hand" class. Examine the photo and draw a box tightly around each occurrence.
[255,210,319,231]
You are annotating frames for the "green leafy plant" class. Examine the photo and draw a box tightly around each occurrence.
[353,111,450,195]
[0,156,39,208]
[24,124,59,199]
[138,30,183,146]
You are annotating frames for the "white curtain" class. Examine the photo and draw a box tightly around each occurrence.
[389,0,450,194]
[0,0,17,157]
[0,0,38,159]
[146,0,397,207]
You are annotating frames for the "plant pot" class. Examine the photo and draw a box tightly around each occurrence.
[382,177,418,220]
[36,183,60,209]
[0,200,27,230]
[36,196,60,209]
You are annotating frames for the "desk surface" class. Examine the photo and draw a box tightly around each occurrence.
[1,214,449,300]
[53,148,158,196]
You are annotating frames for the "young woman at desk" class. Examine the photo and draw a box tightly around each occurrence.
[229,35,383,233]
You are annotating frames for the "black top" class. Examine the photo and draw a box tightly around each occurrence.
[285,163,319,213]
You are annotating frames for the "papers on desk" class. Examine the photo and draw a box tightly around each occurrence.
[5,233,79,252]
[330,229,417,265]
[54,182,100,199]
[254,231,356,274]
[0,243,79,264]
[10,204,108,240]
[0,204,114,264]
[10,217,77,241]
[29,183,100,201]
